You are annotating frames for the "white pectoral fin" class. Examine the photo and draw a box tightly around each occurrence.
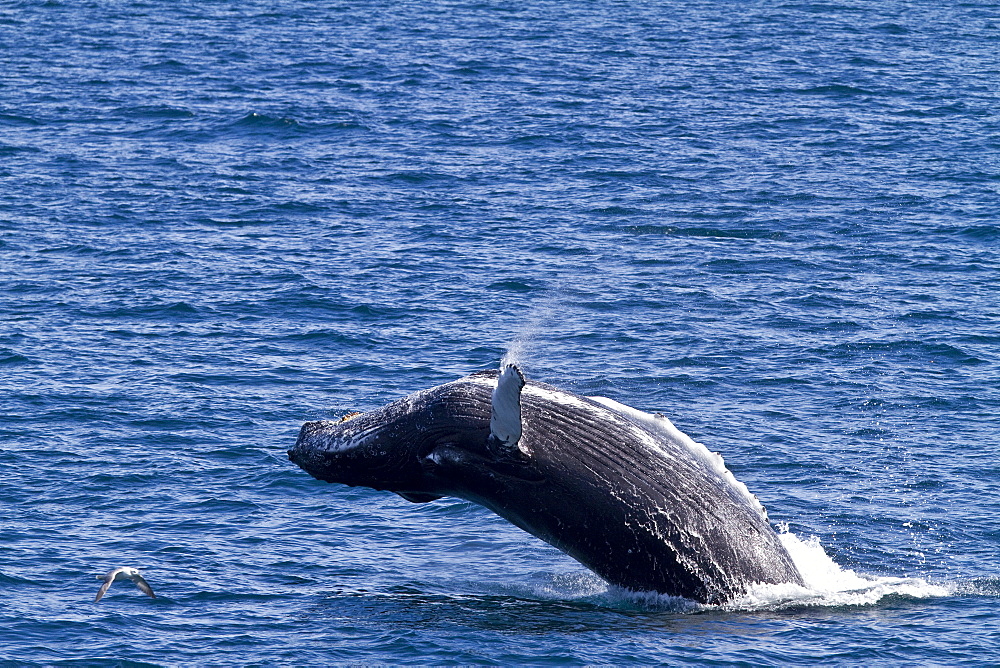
[490,363,525,452]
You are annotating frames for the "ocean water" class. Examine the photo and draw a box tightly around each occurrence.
[2,0,999,664]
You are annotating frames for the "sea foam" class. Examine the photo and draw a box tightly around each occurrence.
[715,530,950,611]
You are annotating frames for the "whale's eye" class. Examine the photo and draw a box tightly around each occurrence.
[338,411,363,424]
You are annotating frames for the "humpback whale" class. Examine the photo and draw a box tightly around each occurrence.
[288,364,803,604]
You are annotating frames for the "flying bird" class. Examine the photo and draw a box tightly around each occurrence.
[94,567,156,602]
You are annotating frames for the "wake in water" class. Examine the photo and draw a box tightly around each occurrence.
[743,530,951,610]
[579,531,950,613]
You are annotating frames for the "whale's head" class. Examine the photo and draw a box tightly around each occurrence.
[288,401,427,493]
[287,376,501,496]
[288,367,526,501]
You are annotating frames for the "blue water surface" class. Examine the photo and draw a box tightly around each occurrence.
[2,0,999,664]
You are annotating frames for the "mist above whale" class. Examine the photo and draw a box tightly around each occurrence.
[288,364,803,604]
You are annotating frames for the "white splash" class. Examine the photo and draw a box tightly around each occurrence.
[499,319,535,370]
[499,291,563,370]
[717,531,950,611]
[500,341,527,370]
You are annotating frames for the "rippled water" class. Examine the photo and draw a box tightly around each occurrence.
[2,0,999,664]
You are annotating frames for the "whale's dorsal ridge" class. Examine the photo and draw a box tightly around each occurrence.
[489,363,526,453]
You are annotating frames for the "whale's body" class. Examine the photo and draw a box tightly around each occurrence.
[288,367,803,604]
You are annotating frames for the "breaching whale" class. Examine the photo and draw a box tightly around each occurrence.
[288,364,803,604]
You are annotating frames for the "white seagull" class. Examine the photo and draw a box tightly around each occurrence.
[94,567,156,602]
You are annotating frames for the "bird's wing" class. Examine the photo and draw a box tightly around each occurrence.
[132,574,156,599]
[94,575,114,602]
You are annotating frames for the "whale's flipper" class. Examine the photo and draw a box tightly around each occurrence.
[490,363,525,453]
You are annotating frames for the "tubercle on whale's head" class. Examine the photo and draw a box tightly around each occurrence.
[287,398,437,492]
